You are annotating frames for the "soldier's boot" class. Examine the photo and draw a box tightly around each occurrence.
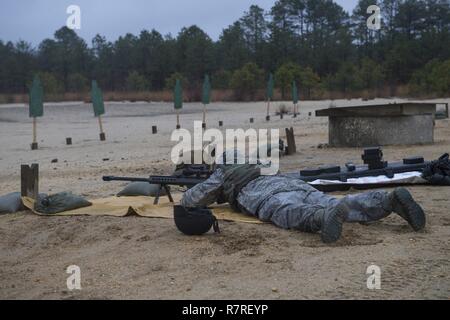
[320,203,347,243]
[306,203,347,243]
[389,187,426,231]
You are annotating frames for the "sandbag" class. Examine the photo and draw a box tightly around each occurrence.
[117,182,166,197]
[0,192,26,214]
[34,192,92,214]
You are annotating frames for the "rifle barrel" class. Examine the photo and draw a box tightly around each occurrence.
[102,175,206,186]
[102,176,150,182]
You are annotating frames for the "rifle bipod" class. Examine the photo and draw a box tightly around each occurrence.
[154,184,174,205]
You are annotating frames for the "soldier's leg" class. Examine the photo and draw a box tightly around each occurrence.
[334,188,426,231]
[257,191,324,232]
[335,190,392,223]
[257,190,345,243]
[277,185,426,234]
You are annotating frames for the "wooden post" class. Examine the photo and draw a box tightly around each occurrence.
[285,127,297,156]
[21,164,39,200]
[32,117,37,143]
[202,104,206,129]
[266,99,271,121]
[31,117,38,150]
[98,115,104,133]
[176,110,181,129]
[98,115,106,141]
[446,103,449,119]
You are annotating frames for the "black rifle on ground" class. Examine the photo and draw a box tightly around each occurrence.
[286,147,439,191]
[103,164,212,204]
[296,147,430,183]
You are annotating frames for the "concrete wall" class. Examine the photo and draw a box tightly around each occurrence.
[329,115,434,147]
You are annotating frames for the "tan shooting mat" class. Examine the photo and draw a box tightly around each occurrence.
[21,194,262,224]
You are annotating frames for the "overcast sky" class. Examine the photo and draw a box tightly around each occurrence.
[0,0,359,46]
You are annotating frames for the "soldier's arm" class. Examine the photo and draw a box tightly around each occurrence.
[180,168,224,208]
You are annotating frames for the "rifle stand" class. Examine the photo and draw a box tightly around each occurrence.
[154,185,174,205]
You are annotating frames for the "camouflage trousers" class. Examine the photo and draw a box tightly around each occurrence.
[181,170,394,233]
[237,175,393,232]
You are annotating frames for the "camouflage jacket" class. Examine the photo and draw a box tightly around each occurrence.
[181,167,315,216]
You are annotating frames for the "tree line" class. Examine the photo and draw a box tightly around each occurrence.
[0,0,449,101]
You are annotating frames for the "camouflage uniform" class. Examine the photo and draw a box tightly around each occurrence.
[181,167,394,232]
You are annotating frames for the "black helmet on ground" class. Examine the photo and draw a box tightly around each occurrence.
[174,205,220,236]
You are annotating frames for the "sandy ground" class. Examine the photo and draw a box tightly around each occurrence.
[0,98,449,300]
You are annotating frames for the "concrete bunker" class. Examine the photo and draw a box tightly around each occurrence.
[316,103,439,147]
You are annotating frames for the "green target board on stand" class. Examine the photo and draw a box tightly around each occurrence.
[174,79,183,110]
[266,73,274,100]
[29,75,44,118]
[202,75,211,105]
[292,81,298,104]
[91,80,105,117]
